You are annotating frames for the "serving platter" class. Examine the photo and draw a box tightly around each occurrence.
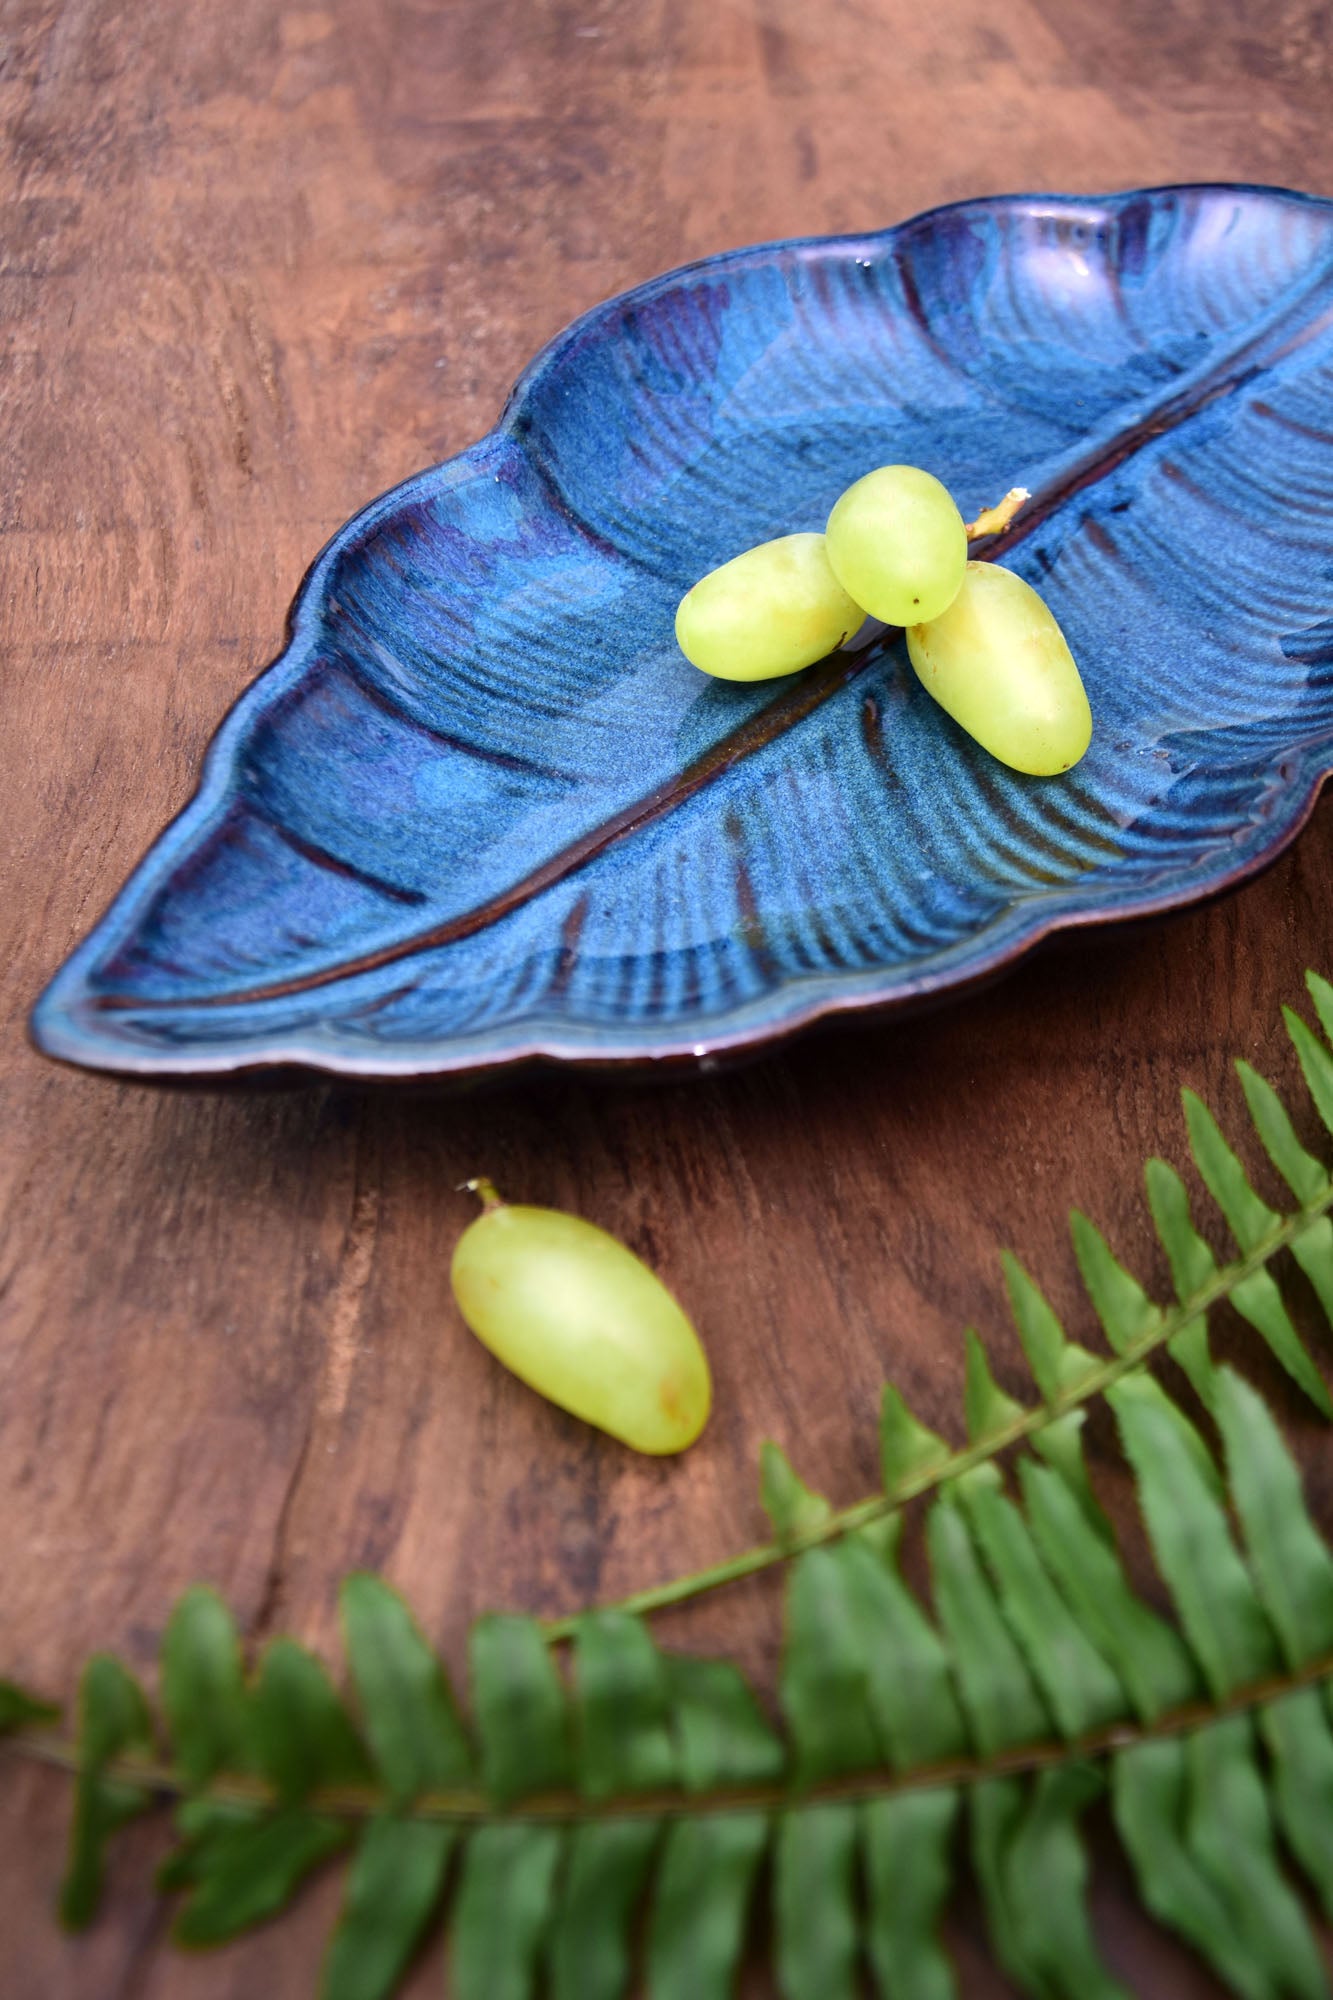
[30,184,1333,1083]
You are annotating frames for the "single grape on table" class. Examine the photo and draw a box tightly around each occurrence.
[450,1181,712,1454]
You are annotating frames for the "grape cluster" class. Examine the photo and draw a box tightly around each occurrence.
[674,467,1092,777]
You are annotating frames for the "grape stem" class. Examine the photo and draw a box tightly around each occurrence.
[965,486,1029,542]
[461,1178,504,1211]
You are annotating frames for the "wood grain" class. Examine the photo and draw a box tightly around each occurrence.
[3,1,1333,1993]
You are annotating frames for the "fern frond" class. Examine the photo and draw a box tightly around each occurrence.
[12,974,1333,1997]
[19,1365,1333,1998]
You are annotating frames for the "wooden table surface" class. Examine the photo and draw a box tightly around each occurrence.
[5,2,1333,1994]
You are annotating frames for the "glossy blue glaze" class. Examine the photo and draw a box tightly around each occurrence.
[32,185,1333,1081]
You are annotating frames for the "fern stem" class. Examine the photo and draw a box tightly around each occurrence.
[540,1188,1333,1637]
[8,1648,1333,1826]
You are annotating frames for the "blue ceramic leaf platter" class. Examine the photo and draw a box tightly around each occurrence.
[31,184,1333,1082]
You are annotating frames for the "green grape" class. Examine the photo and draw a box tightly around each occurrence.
[675,532,864,681]
[450,1182,711,1455]
[906,561,1093,776]
[824,465,967,626]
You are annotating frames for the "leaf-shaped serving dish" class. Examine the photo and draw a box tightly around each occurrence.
[32,185,1333,1083]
